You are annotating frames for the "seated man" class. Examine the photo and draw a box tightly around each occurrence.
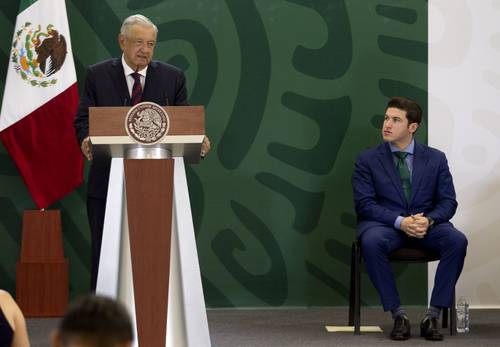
[352,96,467,341]
[51,295,133,347]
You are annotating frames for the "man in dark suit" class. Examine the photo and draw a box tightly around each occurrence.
[74,14,210,292]
[352,97,467,341]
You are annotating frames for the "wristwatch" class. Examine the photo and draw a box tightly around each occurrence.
[426,216,435,228]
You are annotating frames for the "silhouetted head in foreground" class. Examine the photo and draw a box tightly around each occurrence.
[51,295,133,347]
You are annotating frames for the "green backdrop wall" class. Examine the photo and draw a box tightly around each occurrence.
[0,0,427,308]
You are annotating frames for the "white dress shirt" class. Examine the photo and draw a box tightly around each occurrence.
[121,55,148,97]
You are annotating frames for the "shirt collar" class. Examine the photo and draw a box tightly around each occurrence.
[389,139,415,154]
[121,54,148,77]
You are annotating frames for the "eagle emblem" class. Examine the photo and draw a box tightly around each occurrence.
[11,22,67,87]
[125,102,170,145]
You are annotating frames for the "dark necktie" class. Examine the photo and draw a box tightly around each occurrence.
[131,72,142,105]
[395,151,411,201]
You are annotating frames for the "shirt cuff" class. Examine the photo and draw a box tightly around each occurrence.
[394,216,404,230]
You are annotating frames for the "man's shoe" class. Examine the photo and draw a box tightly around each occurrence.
[391,315,411,340]
[420,316,444,341]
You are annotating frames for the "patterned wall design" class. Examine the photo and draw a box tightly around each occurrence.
[0,0,427,307]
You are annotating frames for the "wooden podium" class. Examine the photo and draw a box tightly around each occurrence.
[89,105,210,347]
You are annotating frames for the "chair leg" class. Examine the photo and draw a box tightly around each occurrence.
[442,307,448,328]
[450,289,456,336]
[348,243,355,326]
[354,242,361,335]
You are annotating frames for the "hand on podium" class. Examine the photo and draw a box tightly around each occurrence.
[81,136,93,161]
[201,136,211,158]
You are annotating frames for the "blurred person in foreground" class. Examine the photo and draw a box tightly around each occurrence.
[0,290,30,347]
[51,295,132,347]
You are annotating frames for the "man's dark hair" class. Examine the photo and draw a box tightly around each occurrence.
[58,295,133,347]
[387,96,423,125]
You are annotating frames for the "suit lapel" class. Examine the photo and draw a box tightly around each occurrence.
[409,142,428,205]
[110,59,130,105]
[377,143,407,204]
[142,61,157,102]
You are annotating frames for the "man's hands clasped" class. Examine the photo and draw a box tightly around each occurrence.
[400,213,429,239]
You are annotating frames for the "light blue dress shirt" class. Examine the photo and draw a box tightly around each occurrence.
[389,139,414,230]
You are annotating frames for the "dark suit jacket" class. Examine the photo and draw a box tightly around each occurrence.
[352,141,457,237]
[74,58,188,199]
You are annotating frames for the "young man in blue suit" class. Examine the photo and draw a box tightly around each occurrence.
[74,14,211,292]
[352,97,467,341]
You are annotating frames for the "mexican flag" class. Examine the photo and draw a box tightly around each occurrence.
[0,0,83,208]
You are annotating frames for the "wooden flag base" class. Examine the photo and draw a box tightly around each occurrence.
[16,210,68,317]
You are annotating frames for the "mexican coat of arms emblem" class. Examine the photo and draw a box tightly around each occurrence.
[11,22,67,87]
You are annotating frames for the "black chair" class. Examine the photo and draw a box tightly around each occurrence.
[348,240,456,335]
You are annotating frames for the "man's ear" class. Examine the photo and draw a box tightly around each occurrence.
[118,34,126,50]
[50,330,62,347]
[409,122,419,134]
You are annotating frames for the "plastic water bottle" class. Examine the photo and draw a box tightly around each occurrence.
[456,296,470,333]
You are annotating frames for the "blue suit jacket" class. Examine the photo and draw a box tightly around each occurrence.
[74,58,188,199]
[352,141,457,237]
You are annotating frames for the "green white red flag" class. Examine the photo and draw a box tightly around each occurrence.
[0,0,83,208]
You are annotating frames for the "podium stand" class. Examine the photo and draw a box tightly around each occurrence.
[90,106,210,347]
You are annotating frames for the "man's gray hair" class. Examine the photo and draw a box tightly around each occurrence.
[120,14,158,37]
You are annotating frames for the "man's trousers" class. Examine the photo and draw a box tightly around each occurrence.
[359,222,467,311]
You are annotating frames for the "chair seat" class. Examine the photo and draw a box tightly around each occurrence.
[388,247,440,262]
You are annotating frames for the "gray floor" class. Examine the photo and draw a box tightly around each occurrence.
[28,308,498,347]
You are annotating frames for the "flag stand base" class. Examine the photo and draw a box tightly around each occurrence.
[16,210,68,317]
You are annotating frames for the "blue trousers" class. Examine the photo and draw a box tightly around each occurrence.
[359,222,467,311]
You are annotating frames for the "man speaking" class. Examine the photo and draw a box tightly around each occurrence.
[74,14,210,291]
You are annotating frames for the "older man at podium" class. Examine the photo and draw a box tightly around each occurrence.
[74,14,210,292]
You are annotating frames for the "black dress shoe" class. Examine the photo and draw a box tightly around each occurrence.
[420,315,444,341]
[391,315,411,340]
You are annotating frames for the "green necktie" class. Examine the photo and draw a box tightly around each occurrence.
[394,151,411,201]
